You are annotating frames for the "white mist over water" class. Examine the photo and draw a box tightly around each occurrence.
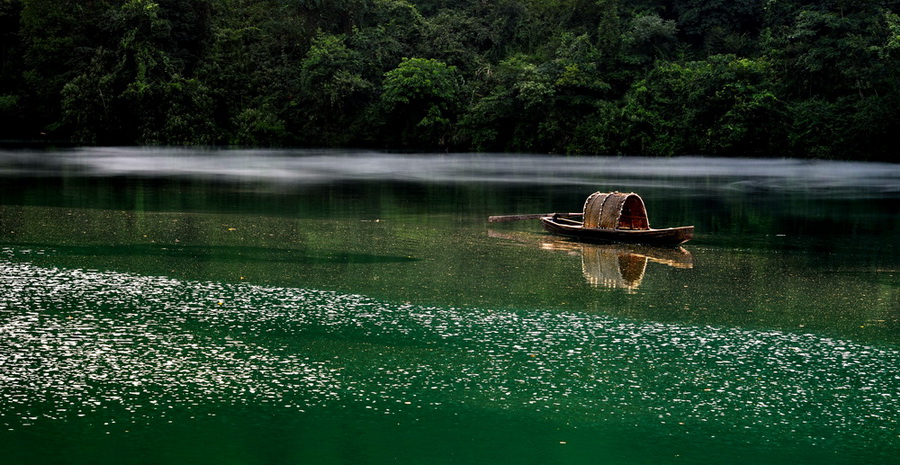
[2,149,898,465]
[2,148,899,195]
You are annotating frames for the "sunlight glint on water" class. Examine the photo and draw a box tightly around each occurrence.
[1,255,897,458]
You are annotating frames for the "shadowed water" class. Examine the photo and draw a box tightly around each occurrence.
[0,149,898,464]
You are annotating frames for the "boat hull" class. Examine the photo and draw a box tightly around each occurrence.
[541,217,693,246]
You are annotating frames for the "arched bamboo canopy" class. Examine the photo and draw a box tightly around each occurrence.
[582,192,650,230]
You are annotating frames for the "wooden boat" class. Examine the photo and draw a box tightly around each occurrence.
[539,192,693,246]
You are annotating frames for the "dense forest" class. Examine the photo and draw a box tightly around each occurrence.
[1,0,899,159]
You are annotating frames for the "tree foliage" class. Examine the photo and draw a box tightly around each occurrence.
[381,57,462,146]
[0,0,898,159]
[620,55,786,155]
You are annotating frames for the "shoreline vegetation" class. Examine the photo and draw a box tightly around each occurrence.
[1,0,898,160]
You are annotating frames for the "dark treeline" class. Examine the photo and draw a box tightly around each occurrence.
[1,0,899,159]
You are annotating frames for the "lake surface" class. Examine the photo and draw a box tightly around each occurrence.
[0,148,898,464]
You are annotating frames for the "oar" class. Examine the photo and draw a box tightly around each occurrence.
[487,212,583,223]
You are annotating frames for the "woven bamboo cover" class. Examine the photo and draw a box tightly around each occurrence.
[582,192,650,230]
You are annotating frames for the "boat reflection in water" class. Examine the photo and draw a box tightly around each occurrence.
[488,229,693,291]
[538,238,692,292]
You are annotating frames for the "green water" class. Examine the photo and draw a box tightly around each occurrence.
[0,150,898,464]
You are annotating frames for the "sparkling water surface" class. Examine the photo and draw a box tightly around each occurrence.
[0,149,897,464]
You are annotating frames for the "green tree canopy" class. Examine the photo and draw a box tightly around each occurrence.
[0,0,898,159]
[381,57,462,147]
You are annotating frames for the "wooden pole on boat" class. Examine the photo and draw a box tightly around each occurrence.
[487,213,583,223]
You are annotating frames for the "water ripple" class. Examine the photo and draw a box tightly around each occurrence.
[0,256,897,453]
